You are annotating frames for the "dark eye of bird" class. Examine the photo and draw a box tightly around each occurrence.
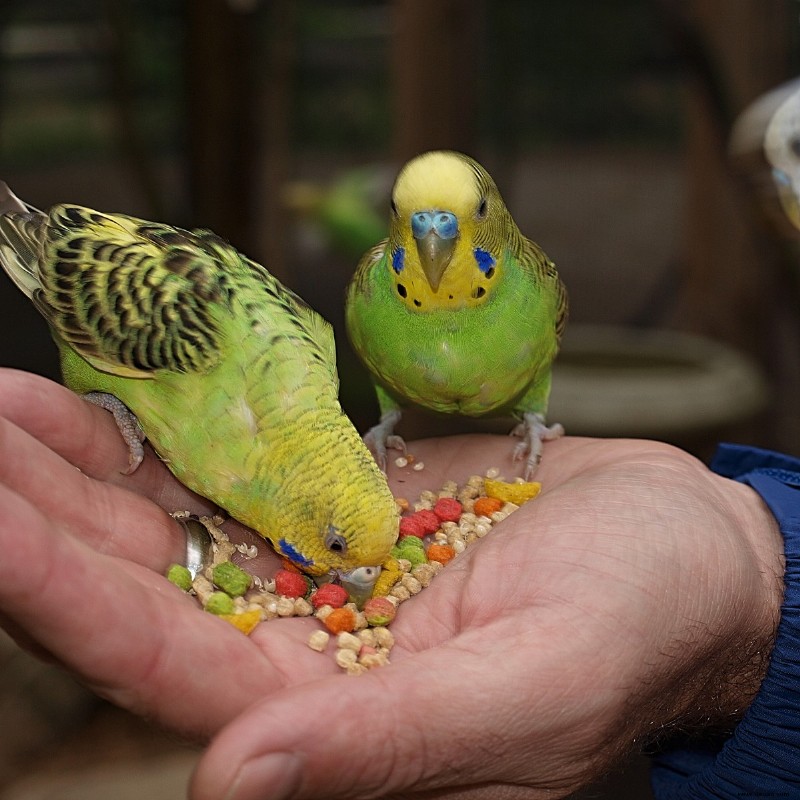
[476,197,488,219]
[325,528,347,554]
[397,283,407,298]
[791,136,800,158]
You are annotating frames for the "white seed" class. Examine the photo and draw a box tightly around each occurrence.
[360,652,390,669]
[395,456,408,468]
[337,632,362,652]
[413,461,425,471]
[293,597,313,616]
[485,467,501,479]
[389,585,411,602]
[307,630,330,652]
[411,563,436,587]
[452,539,467,554]
[335,648,358,668]
[358,629,378,648]
[373,626,395,648]
[276,597,296,616]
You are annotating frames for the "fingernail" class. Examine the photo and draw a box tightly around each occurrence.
[224,753,304,800]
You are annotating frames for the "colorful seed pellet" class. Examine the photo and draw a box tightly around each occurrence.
[433,497,463,523]
[473,496,504,518]
[323,606,357,634]
[310,582,349,609]
[485,477,542,505]
[426,543,456,566]
[274,569,311,598]
[167,469,541,657]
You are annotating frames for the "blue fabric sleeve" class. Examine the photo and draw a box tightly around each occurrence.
[649,444,800,798]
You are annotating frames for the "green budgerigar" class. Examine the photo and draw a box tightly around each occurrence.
[0,183,398,584]
[346,151,568,478]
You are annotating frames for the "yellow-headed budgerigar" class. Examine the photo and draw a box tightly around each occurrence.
[346,151,568,478]
[0,183,398,585]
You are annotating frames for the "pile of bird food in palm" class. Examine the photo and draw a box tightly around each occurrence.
[167,457,541,674]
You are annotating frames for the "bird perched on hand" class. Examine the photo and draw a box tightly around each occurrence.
[345,151,567,479]
[0,183,398,585]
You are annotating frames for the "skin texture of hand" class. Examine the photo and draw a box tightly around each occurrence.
[0,368,785,800]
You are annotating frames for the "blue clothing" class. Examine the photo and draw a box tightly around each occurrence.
[650,444,800,798]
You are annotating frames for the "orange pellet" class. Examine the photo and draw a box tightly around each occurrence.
[426,543,456,565]
[323,606,357,634]
[473,496,504,517]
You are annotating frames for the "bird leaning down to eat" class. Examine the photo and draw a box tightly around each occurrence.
[0,183,398,589]
[346,150,568,479]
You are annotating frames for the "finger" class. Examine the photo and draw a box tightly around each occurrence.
[0,412,186,569]
[0,481,281,739]
[0,368,214,513]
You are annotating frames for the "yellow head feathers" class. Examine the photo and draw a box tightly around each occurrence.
[386,151,518,311]
[392,151,487,221]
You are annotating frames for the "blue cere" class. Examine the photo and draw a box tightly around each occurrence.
[411,211,459,240]
[473,247,496,274]
[278,538,314,568]
[392,247,405,274]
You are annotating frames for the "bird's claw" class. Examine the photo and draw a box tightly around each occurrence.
[363,410,404,472]
[510,413,564,480]
[83,391,146,474]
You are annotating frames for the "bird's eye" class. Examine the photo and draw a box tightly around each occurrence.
[390,197,399,216]
[790,136,800,158]
[325,526,348,555]
[476,197,488,219]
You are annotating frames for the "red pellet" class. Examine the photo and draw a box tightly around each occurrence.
[311,583,349,609]
[434,497,462,523]
[398,515,425,538]
[275,569,310,598]
[415,509,441,535]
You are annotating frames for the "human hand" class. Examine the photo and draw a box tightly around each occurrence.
[0,369,784,799]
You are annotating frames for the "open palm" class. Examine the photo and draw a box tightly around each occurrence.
[0,369,783,800]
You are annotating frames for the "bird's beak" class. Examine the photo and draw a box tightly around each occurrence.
[415,232,456,292]
[336,565,382,607]
[411,210,459,292]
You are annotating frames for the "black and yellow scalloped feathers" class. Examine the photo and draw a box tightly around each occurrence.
[30,206,234,377]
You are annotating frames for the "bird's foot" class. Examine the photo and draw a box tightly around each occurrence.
[83,392,146,474]
[510,412,564,480]
[363,409,406,472]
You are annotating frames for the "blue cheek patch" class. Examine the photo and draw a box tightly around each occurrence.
[473,248,496,274]
[392,247,405,274]
[278,538,314,568]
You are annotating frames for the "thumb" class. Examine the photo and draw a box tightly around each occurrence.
[189,648,489,800]
[189,627,601,800]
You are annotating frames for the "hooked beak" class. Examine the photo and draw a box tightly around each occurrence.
[411,210,459,292]
[335,565,382,607]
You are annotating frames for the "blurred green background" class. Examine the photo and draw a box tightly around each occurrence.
[0,1,798,798]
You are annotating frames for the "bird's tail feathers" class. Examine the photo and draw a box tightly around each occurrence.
[0,181,45,299]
